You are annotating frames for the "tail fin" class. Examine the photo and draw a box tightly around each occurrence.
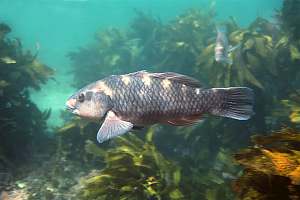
[211,87,254,120]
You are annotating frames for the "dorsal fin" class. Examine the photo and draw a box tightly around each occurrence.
[131,70,203,88]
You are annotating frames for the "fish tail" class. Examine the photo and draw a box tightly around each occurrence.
[210,87,254,120]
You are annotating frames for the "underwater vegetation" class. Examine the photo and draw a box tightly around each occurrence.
[280,0,300,41]
[279,91,300,126]
[55,115,104,163]
[198,18,276,90]
[67,9,215,88]
[234,128,300,200]
[2,0,300,199]
[78,128,184,200]
[0,22,53,174]
[62,1,300,199]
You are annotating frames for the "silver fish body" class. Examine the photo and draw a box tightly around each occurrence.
[66,71,254,143]
[215,26,228,58]
[215,26,240,65]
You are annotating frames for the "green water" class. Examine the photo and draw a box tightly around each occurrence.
[0,0,282,127]
[3,0,300,200]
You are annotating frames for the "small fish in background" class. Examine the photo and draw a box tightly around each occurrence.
[0,56,16,64]
[221,172,237,180]
[66,71,254,143]
[35,42,40,51]
[214,25,240,65]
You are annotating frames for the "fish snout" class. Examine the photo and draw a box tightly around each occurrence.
[66,98,76,110]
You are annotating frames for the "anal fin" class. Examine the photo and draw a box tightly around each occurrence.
[97,111,133,143]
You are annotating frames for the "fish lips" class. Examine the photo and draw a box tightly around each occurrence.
[66,106,79,115]
[65,99,79,115]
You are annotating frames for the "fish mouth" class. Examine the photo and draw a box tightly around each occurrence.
[65,99,79,115]
[66,105,74,112]
[66,105,79,115]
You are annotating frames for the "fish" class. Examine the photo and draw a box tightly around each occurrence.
[214,25,240,65]
[221,172,237,180]
[66,71,254,143]
[0,56,16,64]
[35,42,40,51]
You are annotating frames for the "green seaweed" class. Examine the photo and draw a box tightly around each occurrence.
[281,91,300,125]
[198,20,277,90]
[5,3,300,199]
[65,8,296,200]
[0,22,53,167]
[279,0,300,41]
[67,8,215,88]
[78,128,184,200]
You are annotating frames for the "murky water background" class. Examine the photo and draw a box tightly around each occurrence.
[3,1,300,200]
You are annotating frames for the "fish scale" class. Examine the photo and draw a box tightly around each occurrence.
[107,74,208,123]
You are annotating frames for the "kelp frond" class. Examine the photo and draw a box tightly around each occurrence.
[79,129,183,200]
[233,128,300,199]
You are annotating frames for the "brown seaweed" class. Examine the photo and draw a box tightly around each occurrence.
[233,129,300,199]
[0,22,53,169]
[77,128,184,200]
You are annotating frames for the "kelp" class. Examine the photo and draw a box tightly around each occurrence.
[177,146,238,200]
[0,22,53,166]
[61,5,300,200]
[54,114,103,163]
[68,8,215,88]
[198,19,278,90]
[268,90,300,128]
[272,35,300,97]
[67,27,141,88]
[281,91,300,124]
[78,128,184,200]
[0,2,299,199]
[279,0,300,41]
[65,9,280,200]
[233,128,300,199]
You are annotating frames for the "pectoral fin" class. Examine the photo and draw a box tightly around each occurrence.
[97,111,133,143]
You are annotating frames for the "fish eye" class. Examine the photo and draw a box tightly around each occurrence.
[78,93,85,103]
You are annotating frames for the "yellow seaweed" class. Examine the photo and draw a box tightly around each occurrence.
[78,129,183,200]
[234,128,300,199]
[290,45,300,61]
[261,149,297,176]
[169,189,184,200]
[290,110,300,123]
